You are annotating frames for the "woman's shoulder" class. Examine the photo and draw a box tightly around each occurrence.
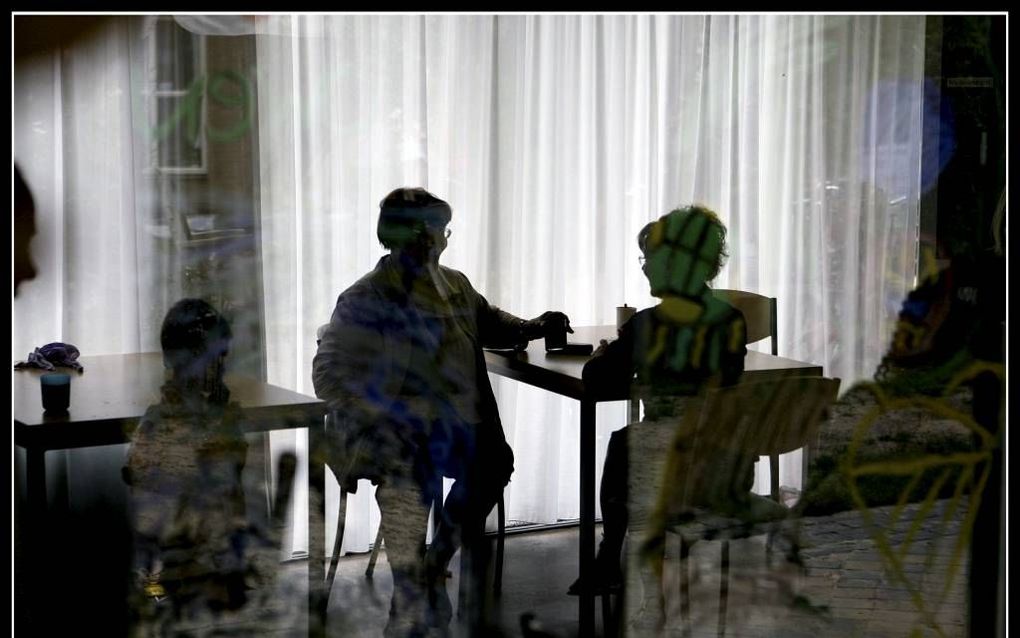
[438,265,477,296]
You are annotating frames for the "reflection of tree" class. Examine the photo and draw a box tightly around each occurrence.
[177,234,262,379]
[183,254,233,317]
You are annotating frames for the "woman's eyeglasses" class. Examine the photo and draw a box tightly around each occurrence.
[427,226,452,239]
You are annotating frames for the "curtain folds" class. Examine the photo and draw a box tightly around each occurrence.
[14,18,160,360]
[254,14,926,556]
[14,17,162,519]
[12,13,927,561]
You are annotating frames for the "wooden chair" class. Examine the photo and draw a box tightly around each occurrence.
[316,325,507,601]
[712,289,788,504]
[711,289,778,356]
[641,375,840,637]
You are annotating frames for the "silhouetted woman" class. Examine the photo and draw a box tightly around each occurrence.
[575,206,748,606]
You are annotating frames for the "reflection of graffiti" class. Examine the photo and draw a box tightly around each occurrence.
[206,71,251,142]
[841,362,1002,638]
[152,70,251,144]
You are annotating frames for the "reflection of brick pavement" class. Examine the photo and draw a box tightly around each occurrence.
[650,498,970,637]
[138,498,974,636]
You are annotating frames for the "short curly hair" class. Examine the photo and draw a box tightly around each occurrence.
[639,204,729,294]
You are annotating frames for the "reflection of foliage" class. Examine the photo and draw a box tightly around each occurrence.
[183,256,234,316]
[840,362,1002,638]
[803,428,973,517]
[182,255,214,288]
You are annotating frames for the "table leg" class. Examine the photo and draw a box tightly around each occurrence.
[579,399,596,636]
[308,417,327,636]
[25,447,47,527]
[23,447,47,633]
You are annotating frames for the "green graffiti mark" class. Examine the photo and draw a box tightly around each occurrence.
[152,77,204,144]
[152,70,252,145]
[206,70,252,143]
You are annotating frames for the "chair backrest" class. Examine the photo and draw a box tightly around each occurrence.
[711,289,778,356]
[651,376,840,521]
[716,375,839,453]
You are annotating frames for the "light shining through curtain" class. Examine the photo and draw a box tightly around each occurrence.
[253,14,926,556]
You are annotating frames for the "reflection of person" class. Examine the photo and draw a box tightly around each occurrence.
[13,163,38,633]
[123,299,252,622]
[845,224,1004,636]
[312,187,571,635]
[575,205,747,598]
[14,164,38,295]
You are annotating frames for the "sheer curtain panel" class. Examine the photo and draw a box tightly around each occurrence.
[253,14,926,556]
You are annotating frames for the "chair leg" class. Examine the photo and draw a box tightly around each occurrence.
[458,516,486,619]
[494,494,505,596]
[601,590,614,638]
[428,485,454,579]
[718,540,729,638]
[769,453,780,502]
[432,491,443,539]
[326,489,347,596]
[767,453,781,559]
[680,537,691,636]
[365,524,383,579]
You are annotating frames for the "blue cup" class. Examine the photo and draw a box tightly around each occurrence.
[41,372,71,413]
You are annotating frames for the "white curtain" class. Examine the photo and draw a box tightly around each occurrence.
[255,14,925,555]
[13,18,161,361]
[13,18,163,516]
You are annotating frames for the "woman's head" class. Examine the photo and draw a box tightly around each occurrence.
[14,165,38,296]
[376,187,452,262]
[160,298,232,385]
[639,205,728,298]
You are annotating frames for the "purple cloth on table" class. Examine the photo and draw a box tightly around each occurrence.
[13,342,84,373]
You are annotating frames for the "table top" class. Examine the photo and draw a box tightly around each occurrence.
[13,352,324,450]
[483,325,823,401]
[15,330,820,449]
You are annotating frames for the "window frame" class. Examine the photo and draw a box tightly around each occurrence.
[145,16,208,176]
